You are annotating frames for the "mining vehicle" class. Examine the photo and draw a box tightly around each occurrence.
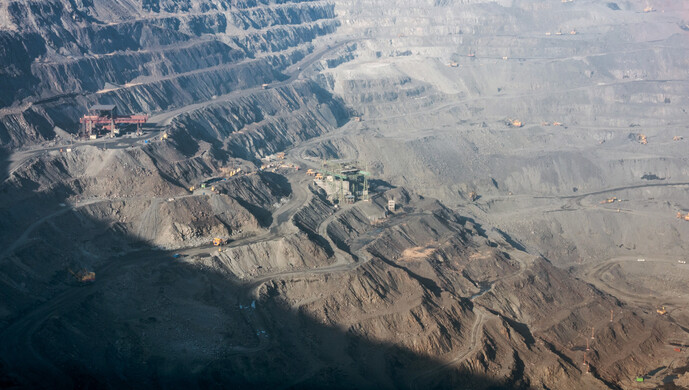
[69,269,95,284]
[600,196,617,204]
[509,119,523,127]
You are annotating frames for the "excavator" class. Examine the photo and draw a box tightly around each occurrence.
[508,119,523,128]
[676,212,689,221]
[213,237,226,246]
[657,306,667,316]
[69,268,95,284]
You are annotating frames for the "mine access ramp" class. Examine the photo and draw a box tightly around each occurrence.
[80,104,148,139]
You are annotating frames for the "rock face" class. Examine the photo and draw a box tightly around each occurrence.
[310,0,689,265]
[0,0,339,147]
[2,0,689,389]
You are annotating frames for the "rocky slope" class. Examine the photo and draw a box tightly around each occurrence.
[0,0,339,147]
[305,0,689,265]
[2,0,689,388]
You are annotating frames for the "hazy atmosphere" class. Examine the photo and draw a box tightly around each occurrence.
[1,0,689,388]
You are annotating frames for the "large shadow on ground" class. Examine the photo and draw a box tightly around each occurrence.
[0,148,9,183]
[0,151,513,390]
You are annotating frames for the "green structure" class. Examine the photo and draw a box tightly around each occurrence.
[317,161,371,204]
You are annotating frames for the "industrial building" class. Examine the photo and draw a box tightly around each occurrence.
[313,162,370,204]
[79,104,148,139]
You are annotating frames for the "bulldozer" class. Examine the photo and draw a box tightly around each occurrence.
[69,269,95,284]
[638,134,648,144]
[508,119,523,128]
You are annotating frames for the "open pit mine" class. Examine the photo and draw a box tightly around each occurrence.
[1,0,689,388]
